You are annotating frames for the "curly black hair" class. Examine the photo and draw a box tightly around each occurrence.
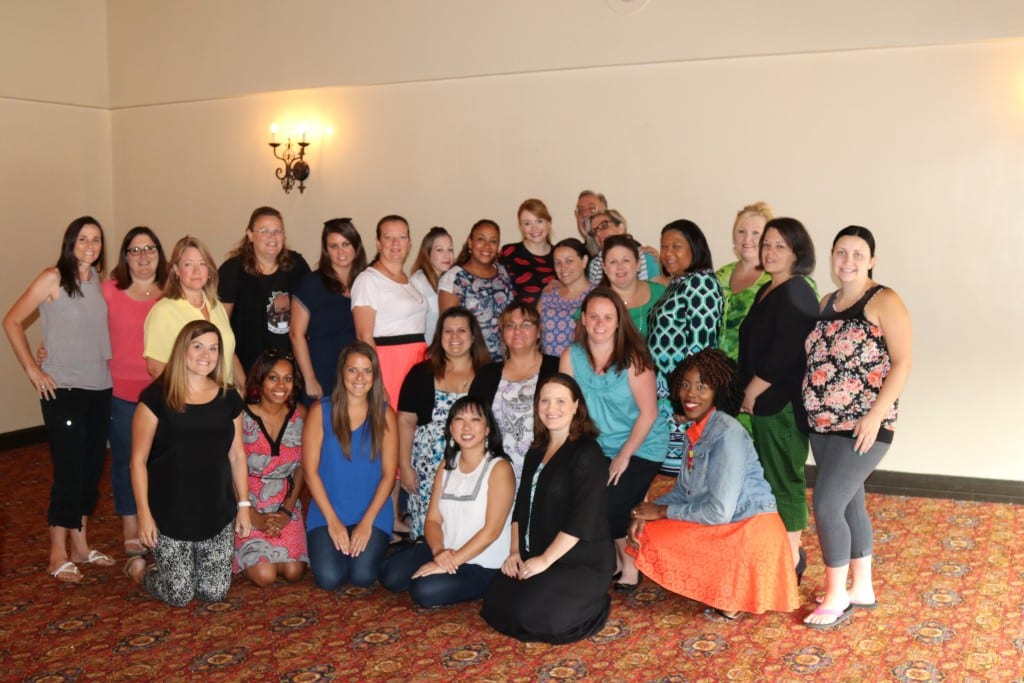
[668,348,743,417]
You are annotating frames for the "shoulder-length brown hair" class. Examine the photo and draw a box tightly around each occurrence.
[575,287,653,374]
[163,235,220,304]
[161,320,228,412]
[110,226,168,290]
[318,217,367,294]
[426,307,491,379]
[229,206,297,275]
[330,341,388,460]
[410,226,452,291]
[531,373,599,451]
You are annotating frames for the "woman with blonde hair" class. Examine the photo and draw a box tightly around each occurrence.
[125,320,252,606]
[144,235,242,384]
[716,202,772,362]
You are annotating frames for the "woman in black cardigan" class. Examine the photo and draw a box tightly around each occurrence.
[468,300,559,485]
[481,373,615,643]
[738,217,818,574]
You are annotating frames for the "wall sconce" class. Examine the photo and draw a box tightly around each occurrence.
[269,123,310,194]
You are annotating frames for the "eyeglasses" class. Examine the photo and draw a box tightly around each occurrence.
[255,228,285,237]
[502,321,536,331]
[592,219,619,234]
[262,349,295,362]
[126,245,158,256]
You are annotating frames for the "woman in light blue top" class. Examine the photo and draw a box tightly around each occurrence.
[560,287,666,592]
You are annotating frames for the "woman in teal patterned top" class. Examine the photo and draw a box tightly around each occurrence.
[715,202,772,362]
[645,220,723,475]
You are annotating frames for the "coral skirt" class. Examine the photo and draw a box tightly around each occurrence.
[375,338,427,407]
[629,512,799,614]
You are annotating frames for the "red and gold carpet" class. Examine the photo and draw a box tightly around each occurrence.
[1,443,1022,682]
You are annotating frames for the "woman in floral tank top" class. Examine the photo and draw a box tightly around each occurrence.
[801,226,912,629]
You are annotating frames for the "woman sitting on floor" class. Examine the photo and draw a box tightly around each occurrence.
[234,350,308,586]
[303,342,397,589]
[481,374,615,643]
[626,348,798,620]
[125,320,252,606]
[381,396,514,607]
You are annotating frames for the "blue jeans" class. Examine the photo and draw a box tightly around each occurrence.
[109,396,138,516]
[380,541,498,608]
[306,524,390,589]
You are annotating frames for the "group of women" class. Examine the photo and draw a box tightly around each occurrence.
[4,197,910,638]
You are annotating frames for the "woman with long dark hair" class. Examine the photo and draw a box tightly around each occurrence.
[3,216,114,582]
[303,342,398,589]
[382,396,514,607]
[291,217,366,402]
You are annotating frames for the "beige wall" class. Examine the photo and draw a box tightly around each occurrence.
[0,1,113,433]
[4,2,1024,482]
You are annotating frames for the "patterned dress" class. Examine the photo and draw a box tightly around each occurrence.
[234,408,309,572]
[645,269,724,474]
[540,284,595,357]
[407,389,465,539]
[438,265,515,361]
[500,242,554,305]
[715,261,770,361]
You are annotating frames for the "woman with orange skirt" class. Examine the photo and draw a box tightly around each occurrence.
[627,349,798,619]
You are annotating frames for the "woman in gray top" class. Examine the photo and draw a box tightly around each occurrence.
[3,216,115,583]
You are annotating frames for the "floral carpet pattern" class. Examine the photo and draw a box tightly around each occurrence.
[1,443,1022,682]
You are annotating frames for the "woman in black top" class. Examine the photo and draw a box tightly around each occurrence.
[738,217,818,573]
[481,373,615,644]
[125,320,252,606]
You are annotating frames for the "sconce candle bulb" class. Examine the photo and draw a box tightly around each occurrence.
[268,124,310,194]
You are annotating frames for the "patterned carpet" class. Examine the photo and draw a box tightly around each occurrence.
[2,442,1022,682]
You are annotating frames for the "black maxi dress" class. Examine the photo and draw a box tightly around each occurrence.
[481,435,615,643]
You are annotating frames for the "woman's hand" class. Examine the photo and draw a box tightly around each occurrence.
[853,409,884,455]
[631,502,667,521]
[235,508,252,538]
[411,561,445,579]
[627,517,646,550]
[327,518,350,554]
[608,453,631,486]
[304,379,324,401]
[348,520,374,557]
[432,548,459,574]
[501,552,523,578]
[518,555,551,580]
[26,365,58,401]
[399,468,418,495]
[138,511,159,549]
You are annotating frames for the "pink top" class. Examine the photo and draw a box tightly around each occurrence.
[103,279,159,402]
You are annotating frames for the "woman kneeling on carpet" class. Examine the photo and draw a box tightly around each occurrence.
[381,396,514,607]
[303,342,397,589]
[626,349,798,619]
[481,373,615,643]
[125,320,252,606]
[233,350,309,586]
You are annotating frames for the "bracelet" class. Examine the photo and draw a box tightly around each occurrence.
[237,501,252,509]
[280,507,293,516]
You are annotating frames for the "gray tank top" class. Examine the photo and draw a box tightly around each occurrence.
[39,269,112,390]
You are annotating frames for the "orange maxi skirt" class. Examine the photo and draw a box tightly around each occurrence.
[628,512,799,614]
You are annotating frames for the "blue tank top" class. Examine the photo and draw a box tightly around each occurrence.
[305,397,394,535]
[569,344,668,463]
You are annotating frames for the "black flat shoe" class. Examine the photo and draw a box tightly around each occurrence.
[613,577,641,593]
[795,547,807,586]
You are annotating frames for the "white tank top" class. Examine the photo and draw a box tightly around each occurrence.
[438,454,512,569]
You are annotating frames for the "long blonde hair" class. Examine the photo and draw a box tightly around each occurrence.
[161,320,228,412]
[330,342,388,460]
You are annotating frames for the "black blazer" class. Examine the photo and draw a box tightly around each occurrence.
[468,354,560,406]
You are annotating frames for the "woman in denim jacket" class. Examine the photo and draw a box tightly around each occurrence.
[627,349,798,620]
